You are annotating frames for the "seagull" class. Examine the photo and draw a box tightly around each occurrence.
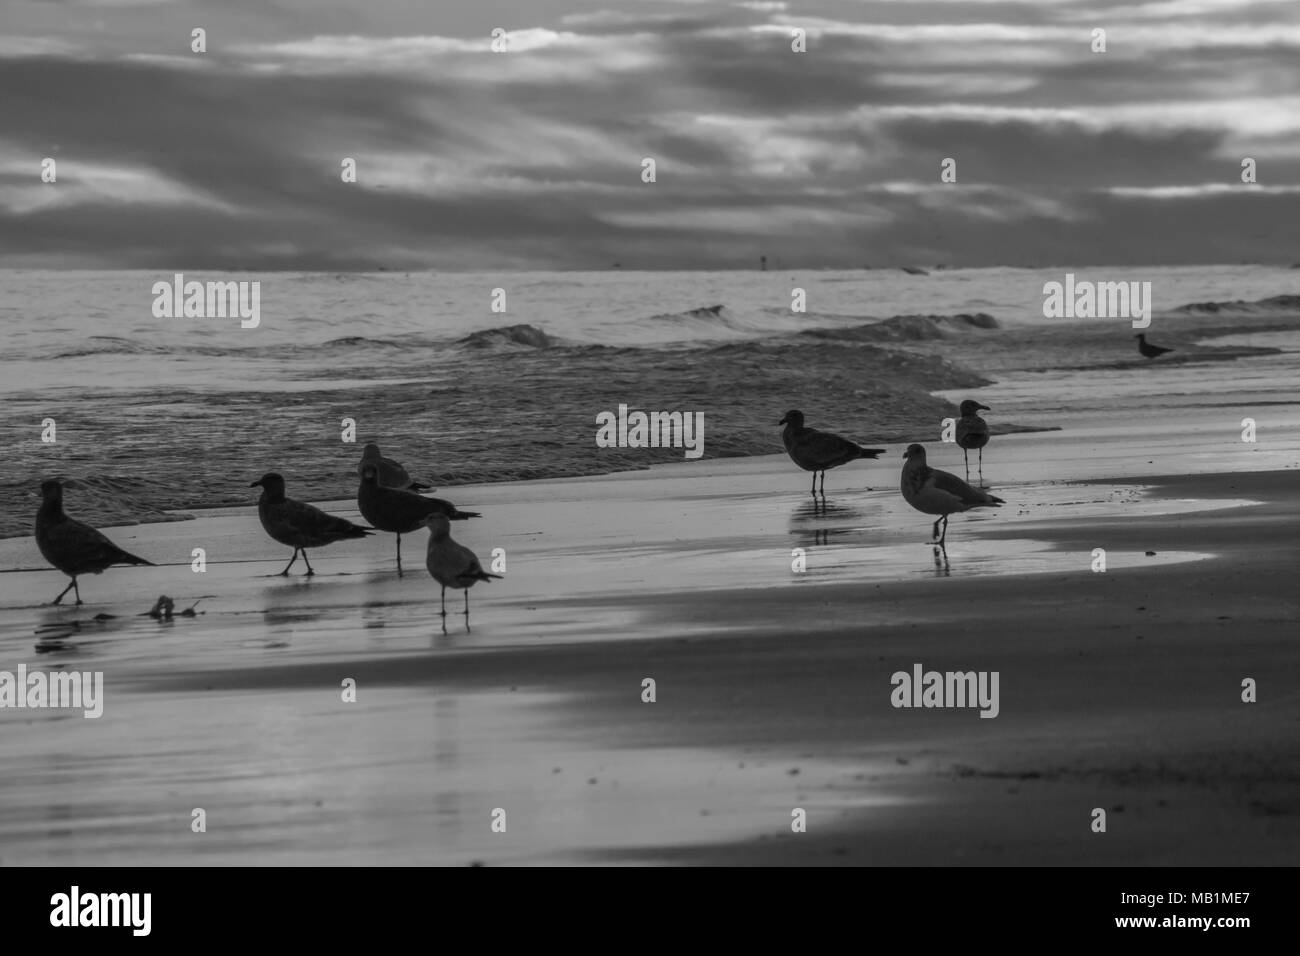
[900,444,1003,547]
[357,442,433,491]
[250,473,372,575]
[34,478,153,605]
[779,409,886,495]
[425,513,501,625]
[955,400,991,484]
[357,464,480,573]
[1134,334,1174,359]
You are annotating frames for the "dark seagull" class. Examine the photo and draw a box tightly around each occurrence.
[357,442,433,491]
[1135,334,1174,359]
[250,473,372,575]
[900,444,1003,547]
[425,513,501,627]
[955,400,991,484]
[34,478,153,605]
[357,464,480,573]
[779,409,885,495]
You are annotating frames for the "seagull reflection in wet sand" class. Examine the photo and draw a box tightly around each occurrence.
[790,498,865,547]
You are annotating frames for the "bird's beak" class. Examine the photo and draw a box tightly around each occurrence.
[980,404,991,411]
[902,450,909,459]
[249,479,262,488]
[778,417,786,425]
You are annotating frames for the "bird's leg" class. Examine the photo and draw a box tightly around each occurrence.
[396,533,402,576]
[931,517,942,542]
[302,550,315,576]
[52,577,77,605]
[819,471,827,496]
[963,448,970,482]
[810,472,817,495]
[978,447,984,485]
[73,578,83,606]
[279,550,299,576]
[938,516,949,547]
[440,586,447,619]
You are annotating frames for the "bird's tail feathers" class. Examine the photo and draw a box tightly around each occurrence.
[452,510,482,519]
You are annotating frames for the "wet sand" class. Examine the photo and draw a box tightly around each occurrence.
[1,401,1297,865]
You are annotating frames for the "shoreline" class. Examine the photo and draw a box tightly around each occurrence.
[2,409,1298,863]
[3,468,1296,865]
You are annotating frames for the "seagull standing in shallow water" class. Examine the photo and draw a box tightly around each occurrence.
[955,400,991,484]
[250,473,372,575]
[425,513,501,627]
[34,479,153,605]
[900,444,1003,547]
[779,409,886,495]
[357,464,480,574]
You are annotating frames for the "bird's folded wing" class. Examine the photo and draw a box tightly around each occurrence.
[798,429,863,461]
[929,468,988,503]
[285,500,353,535]
[381,460,415,486]
[49,520,126,561]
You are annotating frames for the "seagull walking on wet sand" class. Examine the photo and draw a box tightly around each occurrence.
[900,444,1003,547]
[955,400,991,484]
[1135,334,1174,359]
[779,409,886,494]
[34,479,153,605]
[357,442,433,491]
[250,473,372,575]
[425,514,501,627]
[357,464,480,573]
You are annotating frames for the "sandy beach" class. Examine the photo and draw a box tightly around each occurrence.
[2,400,1297,865]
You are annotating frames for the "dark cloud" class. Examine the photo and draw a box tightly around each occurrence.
[1,0,1298,268]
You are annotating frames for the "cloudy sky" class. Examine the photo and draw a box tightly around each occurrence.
[2,0,1298,270]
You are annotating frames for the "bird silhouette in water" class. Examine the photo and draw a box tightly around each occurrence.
[955,400,991,484]
[425,513,501,629]
[900,444,1003,548]
[35,479,153,605]
[1135,334,1174,359]
[779,410,885,495]
[250,473,372,575]
[356,442,434,491]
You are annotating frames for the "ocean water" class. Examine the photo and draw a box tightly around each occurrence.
[1,265,1298,537]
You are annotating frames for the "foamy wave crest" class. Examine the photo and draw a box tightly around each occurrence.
[1170,294,1300,316]
[457,324,556,349]
[644,304,750,331]
[799,313,999,342]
